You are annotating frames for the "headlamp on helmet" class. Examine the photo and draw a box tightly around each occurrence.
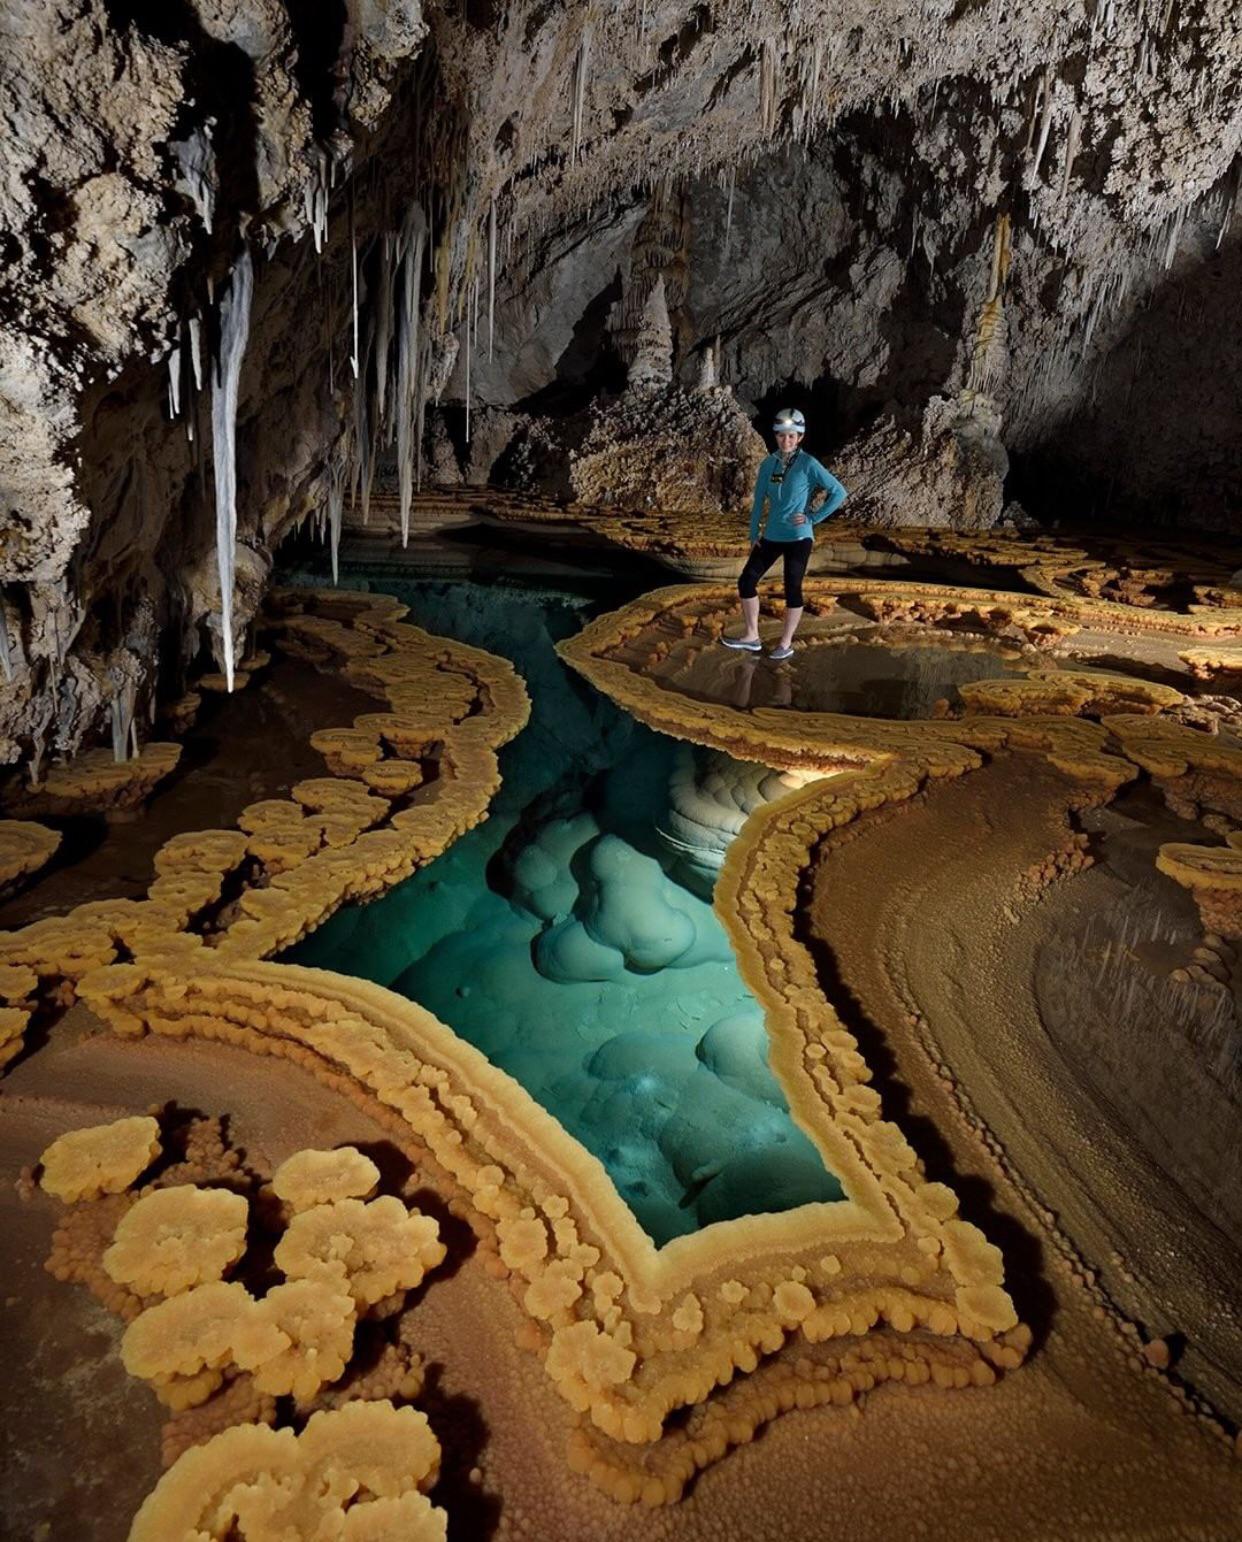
[772,408,805,435]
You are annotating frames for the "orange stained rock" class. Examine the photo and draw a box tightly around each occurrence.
[39,1115,162,1203]
[273,1195,446,1305]
[0,588,530,1065]
[127,1400,445,1542]
[4,742,182,818]
[1156,837,1242,939]
[0,1002,30,1065]
[957,669,1184,718]
[84,950,1033,1480]
[1178,644,1242,681]
[231,1277,358,1400]
[271,1145,381,1212]
[121,1280,269,1385]
[24,580,1238,1508]
[0,818,60,888]
[103,1185,249,1296]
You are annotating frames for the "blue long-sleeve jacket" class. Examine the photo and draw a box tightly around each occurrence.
[749,451,848,544]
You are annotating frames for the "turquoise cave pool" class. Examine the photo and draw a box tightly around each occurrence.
[282,576,845,1245]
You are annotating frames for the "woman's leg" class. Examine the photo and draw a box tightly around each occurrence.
[734,540,780,641]
[777,541,812,648]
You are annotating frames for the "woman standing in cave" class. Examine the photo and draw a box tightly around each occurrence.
[722,408,847,659]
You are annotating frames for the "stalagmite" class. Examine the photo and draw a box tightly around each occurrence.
[627,276,673,389]
[210,245,254,694]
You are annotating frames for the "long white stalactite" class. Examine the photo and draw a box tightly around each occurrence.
[391,203,426,545]
[211,245,254,694]
[488,197,497,361]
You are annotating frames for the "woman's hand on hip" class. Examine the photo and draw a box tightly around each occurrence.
[788,512,808,525]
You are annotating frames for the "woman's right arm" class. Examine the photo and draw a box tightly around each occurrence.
[749,458,770,545]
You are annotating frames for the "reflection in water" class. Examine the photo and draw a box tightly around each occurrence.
[674,631,1037,719]
[285,579,844,1246]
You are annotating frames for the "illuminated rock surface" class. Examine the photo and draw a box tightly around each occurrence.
[1,569,1239,1538]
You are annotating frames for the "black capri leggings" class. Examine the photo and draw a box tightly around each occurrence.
[738,537,812,608]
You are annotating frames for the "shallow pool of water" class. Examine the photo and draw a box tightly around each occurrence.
[666,632,1036,719]
[283,577,844,1244]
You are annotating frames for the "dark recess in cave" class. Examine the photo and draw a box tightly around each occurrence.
[278,0,351,143]
[1009,235,1242,531]
[100,0,262,251]
[512,273,628,419]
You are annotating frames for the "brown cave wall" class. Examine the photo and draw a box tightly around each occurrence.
[1007,229,1242,531]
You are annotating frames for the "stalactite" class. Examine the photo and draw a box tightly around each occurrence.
[1216,160,1239,250]
[305,148,330,253]
[0,597,13,684]
[166,345,181,419]
[723,164,736,261]
[806,40,824,142]
[373,233,395,427]
[1060,108,1082,199]
[488,197,497,361]
[759,38,780,137]
[572,22,593,163]
[353,296,377,525]
[28,697,54,788]
[396,205,427,547]
[1162,205,1186,268]
[188,314,203,389]
[1031,67,1055,176]
[464,270,473,445]
[210,245,254,694]
[109,677,135,763]
[349,187,361,380]
[327,456,345,584]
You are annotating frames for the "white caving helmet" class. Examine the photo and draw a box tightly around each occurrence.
[772,407,805,436]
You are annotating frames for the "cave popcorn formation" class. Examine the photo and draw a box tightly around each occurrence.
[1,1,1241,1537]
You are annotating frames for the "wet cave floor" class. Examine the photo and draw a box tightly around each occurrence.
[805,755,1242,1419]
[1,564,1240,1539]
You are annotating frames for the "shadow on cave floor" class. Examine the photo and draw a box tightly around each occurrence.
[0,658,378,930]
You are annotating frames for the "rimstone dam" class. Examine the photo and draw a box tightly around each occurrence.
[0,3,1240,1538]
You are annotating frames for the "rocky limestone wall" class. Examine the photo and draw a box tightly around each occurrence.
[1,0,1240,777]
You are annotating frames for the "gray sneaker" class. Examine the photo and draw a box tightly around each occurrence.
[768,644,794,660]
[721,636,762,652]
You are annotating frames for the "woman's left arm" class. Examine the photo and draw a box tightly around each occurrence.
[809,462,847,523]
